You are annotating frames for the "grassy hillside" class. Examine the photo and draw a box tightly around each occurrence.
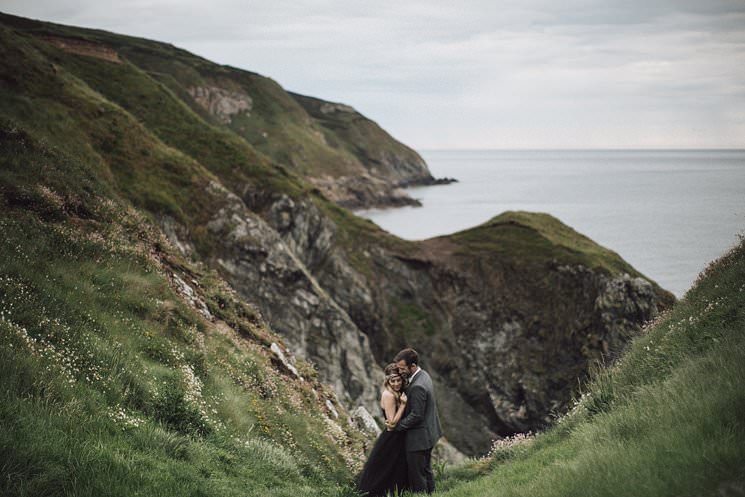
[452,211,649,275]
[0,12,427,188]
[290,92,430,183]
[436,236,745,496]
[0,18,374,495]
[0,124,363,496]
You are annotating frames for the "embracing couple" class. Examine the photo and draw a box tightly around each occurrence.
[357,348,443,496]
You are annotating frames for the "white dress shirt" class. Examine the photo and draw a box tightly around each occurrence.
[409,366,421,383]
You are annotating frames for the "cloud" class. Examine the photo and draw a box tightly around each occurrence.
[2,0,744,148]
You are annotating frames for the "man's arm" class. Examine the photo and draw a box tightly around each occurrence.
[395,385,426,432]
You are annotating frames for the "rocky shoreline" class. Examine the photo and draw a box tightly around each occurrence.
[399,176,459,188]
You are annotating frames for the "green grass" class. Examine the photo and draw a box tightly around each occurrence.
[391,300,437,338]
[452,211,639,274]
[0,124,363,497]
[291,92,428,182]
[449,211,674,303]
[0,12,386,184]
[435,237,745,497]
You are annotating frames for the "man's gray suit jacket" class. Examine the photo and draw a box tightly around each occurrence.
[395,368,443,451]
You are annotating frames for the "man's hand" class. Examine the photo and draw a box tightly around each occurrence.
[395,384,425,432]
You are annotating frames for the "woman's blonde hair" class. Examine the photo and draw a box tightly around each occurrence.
[383,363,407,400]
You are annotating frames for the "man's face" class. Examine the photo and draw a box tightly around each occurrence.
[397,359,416,377]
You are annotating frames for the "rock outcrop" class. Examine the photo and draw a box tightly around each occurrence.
[41,35,121,63]
[190,181,382,413]
[264,204,675,455]
[187,86,252,124]
[308,174,420,209]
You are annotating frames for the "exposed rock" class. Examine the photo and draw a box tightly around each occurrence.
[171,273,213,321]
[40,36,121,63]
[320,102,355,114]
[187,86,252,124]
[325,399,340,419]
[160,216,195,257]
[188,182,671,459]
[399,176,459,187]
[308,174,421,210]
[199,181,383,414]
[265,206,674,456]
[434,438,468,466]
[271,342,303,381]
[352,406,381,436]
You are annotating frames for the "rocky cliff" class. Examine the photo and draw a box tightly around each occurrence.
[273,206,675,454]
[0,12,674,458]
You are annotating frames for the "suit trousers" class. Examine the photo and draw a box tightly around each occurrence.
[406,448,434,494]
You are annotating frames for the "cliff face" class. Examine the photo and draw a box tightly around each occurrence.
[196,184,382,413]
[273,207,675,454]
[0,12,675,459]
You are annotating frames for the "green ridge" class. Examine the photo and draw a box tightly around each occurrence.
[0,12,415,184]
[449,211,673,300]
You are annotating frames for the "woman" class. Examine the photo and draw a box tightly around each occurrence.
[356,363,410,496]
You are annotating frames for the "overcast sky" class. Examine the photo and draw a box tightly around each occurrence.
[4,1,745,149]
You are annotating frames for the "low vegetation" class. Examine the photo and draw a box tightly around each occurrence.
[435,236,745,496]
[0,125,363,497]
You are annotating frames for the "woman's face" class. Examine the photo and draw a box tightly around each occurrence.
[389,376,402,392]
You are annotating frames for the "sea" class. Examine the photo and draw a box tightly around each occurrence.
[357,150,745,298]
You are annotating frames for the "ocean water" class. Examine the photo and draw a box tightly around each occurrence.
[358,150,745,298]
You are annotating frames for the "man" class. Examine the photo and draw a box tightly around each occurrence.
[388,348,443,494]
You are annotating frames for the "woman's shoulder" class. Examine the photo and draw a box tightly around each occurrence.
[381,389,394,401]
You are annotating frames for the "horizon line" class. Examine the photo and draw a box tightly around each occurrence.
[417,147,745,152]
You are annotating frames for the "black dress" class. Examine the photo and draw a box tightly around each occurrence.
[356,409,409,496]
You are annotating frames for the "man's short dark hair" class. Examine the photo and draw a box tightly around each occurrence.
[394,348,419,367]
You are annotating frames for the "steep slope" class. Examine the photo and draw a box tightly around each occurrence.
[437,236,745,496]
[0,12,674,458]
[0,12,434,209]
[0,127,363,496]
[290,92,444,196]
[0,19,383,417]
